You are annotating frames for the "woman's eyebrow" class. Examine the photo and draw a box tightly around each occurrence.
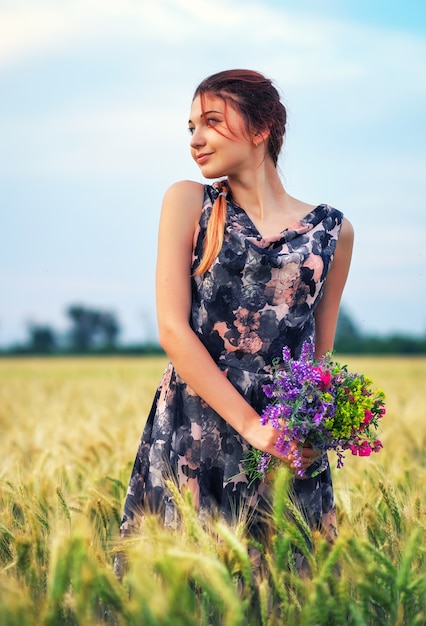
[188,109,223,124]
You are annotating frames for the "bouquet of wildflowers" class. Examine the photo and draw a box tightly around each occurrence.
[248,342,385,481]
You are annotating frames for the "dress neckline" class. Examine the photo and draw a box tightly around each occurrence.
[234,202,324,241]
[211,180,323,241]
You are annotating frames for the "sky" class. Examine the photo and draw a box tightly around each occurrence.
[1,0,425,347]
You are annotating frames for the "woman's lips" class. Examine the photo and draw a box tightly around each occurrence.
[196,152,213,165]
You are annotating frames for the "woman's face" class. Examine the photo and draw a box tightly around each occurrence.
[188,94,258,179]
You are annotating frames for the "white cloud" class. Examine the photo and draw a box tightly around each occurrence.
[1,0,425,87]
[1,1,425,180]
[0,0,226,70]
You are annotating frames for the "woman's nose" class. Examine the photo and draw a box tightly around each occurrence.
[190,127,206,149]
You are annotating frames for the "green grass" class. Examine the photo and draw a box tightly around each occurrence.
[0,356,425,624]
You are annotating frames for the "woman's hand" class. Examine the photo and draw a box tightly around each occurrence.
[277,441,322,472]
[241,417,311,471]
[240,417,292,465]
[242,417,323,473]
[297,442,323,470]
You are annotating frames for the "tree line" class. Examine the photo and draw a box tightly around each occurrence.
[1,304,425,356]
[2,305,162,356]
[334,308,426,354]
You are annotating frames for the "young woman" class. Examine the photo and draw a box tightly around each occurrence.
[119,69,353,545]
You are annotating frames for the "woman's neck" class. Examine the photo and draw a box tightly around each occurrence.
[226,164,317,238]
[227,164,286,223]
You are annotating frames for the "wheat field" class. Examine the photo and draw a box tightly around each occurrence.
[0,356,425,625]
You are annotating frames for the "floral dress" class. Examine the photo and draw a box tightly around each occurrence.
[119,180,343,543]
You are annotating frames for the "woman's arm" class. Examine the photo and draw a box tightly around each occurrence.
[314,217,355,358]
[156,181,288,460]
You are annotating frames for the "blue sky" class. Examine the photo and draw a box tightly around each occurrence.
[1,0,425,346]
[268,0,426,33]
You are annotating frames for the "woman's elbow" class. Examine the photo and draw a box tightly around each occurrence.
[157,326,174,353]
[157,319,191,354]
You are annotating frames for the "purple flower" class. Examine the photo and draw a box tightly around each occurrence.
[258,453,271,474]
[313,413,323,425]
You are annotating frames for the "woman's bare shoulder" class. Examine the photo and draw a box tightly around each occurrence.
[163,180,205,206]
[160,181,206,238]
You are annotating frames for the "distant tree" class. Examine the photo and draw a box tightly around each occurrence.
[66,305,120,352]
[27,324,57,354]
[98,311,120,349]
[67,306,100,352]
[334,307,364,353]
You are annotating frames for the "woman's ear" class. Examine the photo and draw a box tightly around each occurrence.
[253,129,270,147]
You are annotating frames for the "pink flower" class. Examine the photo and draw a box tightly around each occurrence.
[373,440,383,453]
[362,410,373,426]
[358,443,372,457]
[313,367,332,390]
[350,441,372,457]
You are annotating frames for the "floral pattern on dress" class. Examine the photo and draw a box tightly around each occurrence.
[119,180,343,543]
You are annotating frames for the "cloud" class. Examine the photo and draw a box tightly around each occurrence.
[0,0,213,71]
[2,0,425,173]
[1,0,424,82]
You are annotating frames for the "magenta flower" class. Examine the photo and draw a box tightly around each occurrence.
[313,367,332,390]
[373,439,383,452]
[350,441,372,457]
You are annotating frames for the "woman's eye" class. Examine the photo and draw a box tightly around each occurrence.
[188,127,195,135]
[207,118,220,125]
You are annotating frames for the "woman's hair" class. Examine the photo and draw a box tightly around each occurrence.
[193,69,287,275]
